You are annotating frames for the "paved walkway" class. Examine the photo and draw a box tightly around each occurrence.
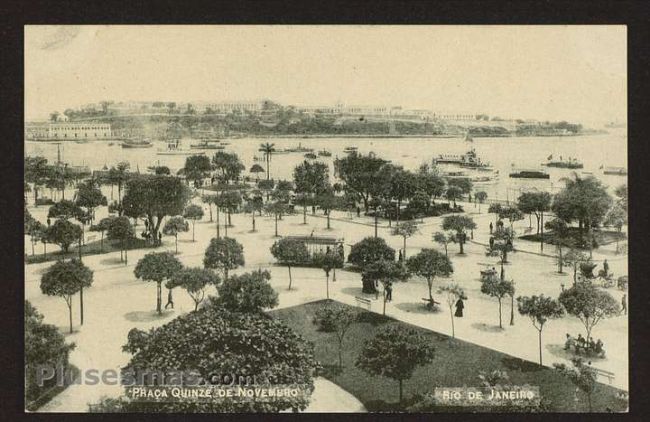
[25,198,629,412]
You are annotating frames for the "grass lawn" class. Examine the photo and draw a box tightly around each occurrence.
[25,237,153,264]
[520,228,626,248]
[270,300,626,412]
[26,365,80,412]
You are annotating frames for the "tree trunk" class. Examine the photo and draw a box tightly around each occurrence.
[326,273,330,299]
[156,282,162,314]
[498,298,502,328]
[427,279,433,302]
[326,211,331,229]
[459,235,464,254]
[224,220,228,237]
[338,342,343,369]
[558,245,563,273]
[510,294,514,326]
[208,204,213,222]
[539,211,544,252]
[288,266,292,290]
[80,286,84,326]
[216,208,221,239]
[374,213,378,238]
[192,221,195,242]
[274,214,278,237]
[175,234,178,254]
[303,205,307,224]
[383,289,387,316]
[252,211,256,232]
[67,301,73,334]
[538,328,543,365]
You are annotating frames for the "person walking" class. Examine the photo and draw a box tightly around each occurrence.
[489,221,493,234]
[603,259,610,275]
[489,236,495,250]
[356,206,361,218]
[165,289,174,310]
[385,284,392,302]
[454,298,464,317]
[621,294,627,315]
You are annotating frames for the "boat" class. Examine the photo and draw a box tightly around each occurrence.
[304,152,317,159]
[121,138,153,148]
[189,141,225,150]
[343,146,358,154]
[318,150,332,157]
[157,150,206,156]
[435,148,491,169]
[285,143,314,153]
[542,154,583,169]
[603,166,627,176]
[509,168,550,179]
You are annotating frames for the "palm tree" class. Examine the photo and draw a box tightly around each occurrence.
[258,142,276,180]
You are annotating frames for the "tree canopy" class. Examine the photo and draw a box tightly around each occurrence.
[203,237,245,280]
[558,282,619,341]
[215,270,278,313]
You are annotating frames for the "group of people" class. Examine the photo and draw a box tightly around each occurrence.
[564,333,606,358]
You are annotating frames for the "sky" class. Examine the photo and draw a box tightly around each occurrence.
[25,25,626,126]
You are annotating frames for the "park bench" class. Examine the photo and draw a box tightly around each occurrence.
[354,296,372,311]
[592,367,616,384]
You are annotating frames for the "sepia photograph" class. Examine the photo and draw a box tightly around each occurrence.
[23,25,628,413]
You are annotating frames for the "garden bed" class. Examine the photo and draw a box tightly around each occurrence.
[270,300,626,412]
[25,237,154,265]
[520,228,626,249]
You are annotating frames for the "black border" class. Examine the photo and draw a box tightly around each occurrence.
[2,1,650,421]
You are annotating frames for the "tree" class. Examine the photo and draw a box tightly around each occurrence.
[75,180,107,223]
[270,238,309,290]
[293,160,329,221]
[315,187,339,230]
[488,203,503,223]
[264,201,288,237]
[447,177,473,199]
[563,248,589,286]
[442,215,476,254]
[48,199,83,221]
[212,151,245,184]
[552,173,613,255]
[389,168,419,224]
[517,295,565,365]
[480,275,515,329]
[407,249,453,305]
[558,282,619,342]
[392,220,419,261]
[183,205,204,242]
[25,156,49,206]
[41,259,92,333]
[545,218,569,273]
[445,185,463,208]
[27,220,47,257]
[437,284,466,337]
[553,358,597,412]
[163,216,189,254]
[317,303,358,369]
[249,163,265,181]
[216,190,242,229]
[356,325,435,405]
[203,237,245,281]
[112,304,318,412]
[108,161,130,206]
[348,237,396,292]
[313,252,344,300]
[614,183,627,209]
[334,152,387,212]
[491,226,515,279]
[475,191,488,212]
[183,155,213,187]
[258,142,276,180]
[498,206,525,232]
[604,202,627,253]
[517,192,552,244]
[215,270,278,313]
[362,259,409,315]
[107,216,134,263]
[167,267,220,311]
[25,301,76,404]
[134,252,183,314]
[201,194,217,222]
[122,175,191,246]
[433,231,454,257]
[243,193,263,232]
[47,219,82,253]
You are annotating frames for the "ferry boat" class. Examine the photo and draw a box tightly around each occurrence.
[121,138,153,148]
[542,155,583,169]
[318,150,332,157]
[603,166,627,176]
[189,141,225,150]
[157,149,206,156]
[435,148,491,169]
[509,168,550,179]
[285,143,314,153]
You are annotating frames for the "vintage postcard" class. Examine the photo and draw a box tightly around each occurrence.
[24,25,628,413]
